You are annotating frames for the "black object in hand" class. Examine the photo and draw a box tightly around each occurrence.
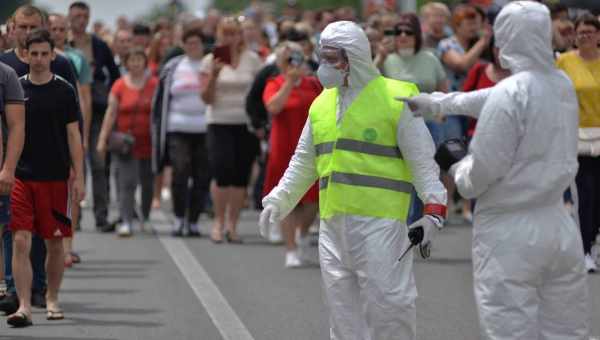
[435,138,468,172]
[408,226,424,245]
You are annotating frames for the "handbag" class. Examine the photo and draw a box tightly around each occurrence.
[107,79,148,156]
[578,127,600,156]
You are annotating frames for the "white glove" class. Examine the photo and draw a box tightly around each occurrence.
[407,215,443,246]
[258,205,280,239]
[395,94,443,121]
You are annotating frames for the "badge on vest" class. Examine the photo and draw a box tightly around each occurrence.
[363,128,378,142]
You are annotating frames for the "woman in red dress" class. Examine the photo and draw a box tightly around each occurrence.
[262,42,321,268]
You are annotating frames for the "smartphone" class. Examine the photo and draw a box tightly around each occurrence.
[213,45,232,65]
[288,50,305,67]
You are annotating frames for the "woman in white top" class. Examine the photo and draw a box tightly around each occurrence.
[152,25,211,237]
[201,17,263,243]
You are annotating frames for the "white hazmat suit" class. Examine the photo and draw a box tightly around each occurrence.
[403,2,590,339]
[261,21,447,340]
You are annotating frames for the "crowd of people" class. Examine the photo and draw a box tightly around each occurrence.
[0,0,595,332]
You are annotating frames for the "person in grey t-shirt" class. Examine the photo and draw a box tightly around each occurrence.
[0,60,25,294]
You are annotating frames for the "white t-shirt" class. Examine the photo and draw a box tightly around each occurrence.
[201,50,263,125]
[167,56,207,133]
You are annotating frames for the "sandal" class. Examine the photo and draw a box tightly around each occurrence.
[46,309,64,320]
[70,252,81,263]
[7,311,32,327]
[210,227,223,244]
[64,256,73,268]
[225,231,243,244]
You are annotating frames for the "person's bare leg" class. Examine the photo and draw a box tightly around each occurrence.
[225,187,246,239]
[282,210,299,251]
[210,181,227,241]
[64,200,79,265]
[297,203,318,237]
[11,230,32,318]
[152,172,164,209]
[45,238,65,313]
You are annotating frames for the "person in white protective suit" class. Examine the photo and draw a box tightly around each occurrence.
[259,21,447,340]
[400,2,590,339]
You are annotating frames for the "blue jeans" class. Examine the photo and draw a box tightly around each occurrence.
[441,116,465,142]
[425,121,445,148]
[3,228,46,294]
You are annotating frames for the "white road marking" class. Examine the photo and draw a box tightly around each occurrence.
[159,236,256,340]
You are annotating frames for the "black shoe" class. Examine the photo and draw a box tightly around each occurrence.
[31,291,46,308]
[0,294,18,315]
[188,229,202,238]
[99,223,116,233]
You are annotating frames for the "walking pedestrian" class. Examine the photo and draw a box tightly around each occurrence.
[7,28,84,327]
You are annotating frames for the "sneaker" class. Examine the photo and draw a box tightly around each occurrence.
[161,188,171,201]
[285,250,303,268]
[296,233,317,264]
[188,223,202,237]
[268,222,283,244]
[585,253,597,273]
[117,223,132,237]
[0,294,18,315]
[171,219,185,237]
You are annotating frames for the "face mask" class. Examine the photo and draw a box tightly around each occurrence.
[317,64,346,89]
[397,48,415,57]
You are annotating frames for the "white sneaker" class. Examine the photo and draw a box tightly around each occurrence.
[285,250,303,268]
[268,222,283,244]
[117,223,132,237]
[161,188,172,201]
[585,254,597,273]
[296,233,317,264]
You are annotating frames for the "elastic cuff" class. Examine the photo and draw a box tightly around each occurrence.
[424,204,447,218]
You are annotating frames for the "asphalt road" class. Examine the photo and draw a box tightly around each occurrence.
[0,205,598,340]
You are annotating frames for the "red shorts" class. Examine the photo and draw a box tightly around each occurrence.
[9,179,72,239]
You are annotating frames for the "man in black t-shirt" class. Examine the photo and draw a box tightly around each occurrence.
[0,5,81,316]
[6,29,84,328]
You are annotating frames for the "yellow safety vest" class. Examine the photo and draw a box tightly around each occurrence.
[309,76,419,221]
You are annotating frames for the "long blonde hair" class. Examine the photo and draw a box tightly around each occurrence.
[216,16,245,56]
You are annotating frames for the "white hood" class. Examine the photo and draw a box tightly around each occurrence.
[319,21,380,90]
[494,1,555,73]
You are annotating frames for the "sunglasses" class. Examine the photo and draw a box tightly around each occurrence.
[384,28,415,37]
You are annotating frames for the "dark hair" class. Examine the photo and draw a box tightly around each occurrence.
[182,26,205,43]
[132,23,151,36]
[574,13,600,31]
[123,47,148,67]
[25,28,54,50]
[286,28,309,42]
[395,13,423,53]
[546,2,568,20]
[69,1,90,12]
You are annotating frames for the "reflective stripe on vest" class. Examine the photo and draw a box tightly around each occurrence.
[319,172,412,193]
[308,76,419,221]
[315,138,403,158]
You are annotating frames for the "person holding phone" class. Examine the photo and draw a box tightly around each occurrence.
[200,17,263,244]
[261,42,321,267]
